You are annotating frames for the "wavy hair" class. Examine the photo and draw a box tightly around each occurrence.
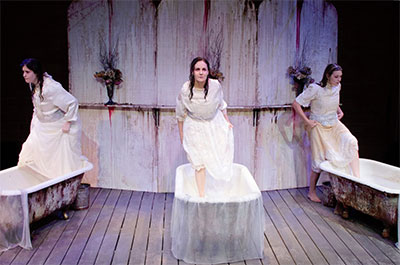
[21,58,44,101]
[318,63,342,87]
[188,57,211,100]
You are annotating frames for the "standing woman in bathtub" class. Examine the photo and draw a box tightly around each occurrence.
[176,57,234,197]
[18,58,87,178]
[292,63,360,202]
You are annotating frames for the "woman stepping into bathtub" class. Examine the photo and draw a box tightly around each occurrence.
[292,63,360,203]
[18,58,87,178]
[176,57,234,197]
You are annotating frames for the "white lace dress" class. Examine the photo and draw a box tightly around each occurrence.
[176,78,234,181]
[18,73,87,178]
[296,83,358,173]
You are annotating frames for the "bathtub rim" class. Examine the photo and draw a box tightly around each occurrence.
[320,158,400,195]
[174,163,262,203]
[0,161,93,196]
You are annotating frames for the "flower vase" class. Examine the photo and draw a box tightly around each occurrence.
[294,78,307,96]
[105,83,115,105]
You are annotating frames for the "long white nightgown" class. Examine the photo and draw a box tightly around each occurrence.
[18,73,87,178]
[296,82,358,173]
[176,78,234,181]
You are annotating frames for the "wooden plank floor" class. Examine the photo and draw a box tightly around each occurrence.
[1,187,400,265]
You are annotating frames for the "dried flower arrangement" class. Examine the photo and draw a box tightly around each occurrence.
[206,29,225,82]
[288,66,314,96]
[94,44,123,105]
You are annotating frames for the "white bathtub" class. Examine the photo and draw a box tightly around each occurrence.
[0,161,93,252]
[171,163,265,264]
[320,158,400,248]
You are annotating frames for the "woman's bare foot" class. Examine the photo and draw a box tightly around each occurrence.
[308,193,321,203]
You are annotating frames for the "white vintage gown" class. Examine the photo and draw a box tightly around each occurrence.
[296,82,358,173]
[172,79,264,264]
[18,73,87,178]
[176,78,234,181]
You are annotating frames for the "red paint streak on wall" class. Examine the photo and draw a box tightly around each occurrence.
[296,0,304,55]
[108,107,115,127]
[108,106,115,174]
[203,0,210,32]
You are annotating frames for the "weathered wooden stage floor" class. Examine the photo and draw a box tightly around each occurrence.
[1,187,400,265]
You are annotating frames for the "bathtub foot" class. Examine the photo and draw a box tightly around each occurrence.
[55,210,69,220]
[321,181,336,207]
[342,209,349,219]
[382,227,391,238]
[334,202,349,219]
[334,202,343,216]
[341,204,349,219]
[62,211,69,220]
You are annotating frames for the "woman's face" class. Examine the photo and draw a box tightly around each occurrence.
[22,65,38,85]
[327,70,342,86]
[193,60,209,86]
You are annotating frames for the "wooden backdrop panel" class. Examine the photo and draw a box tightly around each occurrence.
[69,0,338,192]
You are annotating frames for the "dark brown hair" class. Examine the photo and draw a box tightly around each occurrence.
[21,58,44,100]
[318,63,343,87]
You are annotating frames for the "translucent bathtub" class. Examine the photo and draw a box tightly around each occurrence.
[171,163,265,264]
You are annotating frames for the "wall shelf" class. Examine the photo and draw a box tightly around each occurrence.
[78,103,294,111]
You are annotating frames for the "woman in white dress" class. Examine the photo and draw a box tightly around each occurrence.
[292,63,360,202]
[18,58,87,178]
[176,57,234,197]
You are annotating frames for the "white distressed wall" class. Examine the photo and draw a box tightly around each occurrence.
[69,0,338,192]
[80,108,312,192]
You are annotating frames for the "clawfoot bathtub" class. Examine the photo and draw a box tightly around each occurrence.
[320,158,400,248]
[0,161,93,251]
